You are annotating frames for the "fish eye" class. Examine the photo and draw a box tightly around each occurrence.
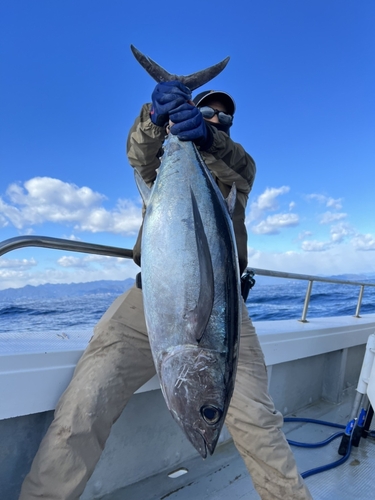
[201,405,222,425]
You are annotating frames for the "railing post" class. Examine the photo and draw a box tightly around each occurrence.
[354,285,365,318]
[300,280,314,323]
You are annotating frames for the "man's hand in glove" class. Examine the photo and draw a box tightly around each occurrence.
[169,103,213,151]
[150,81,191,127]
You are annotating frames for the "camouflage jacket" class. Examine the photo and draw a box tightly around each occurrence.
[127,103,256,275]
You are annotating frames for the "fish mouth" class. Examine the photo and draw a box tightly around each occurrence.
[193,429,219,459]
[194,429,208,459]
[205,439,218,457]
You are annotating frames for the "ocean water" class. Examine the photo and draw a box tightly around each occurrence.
[0,294,114,335]
[1,280,374,335]
[247,280,375,321]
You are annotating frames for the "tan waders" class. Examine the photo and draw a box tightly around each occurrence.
[20,285,312,500]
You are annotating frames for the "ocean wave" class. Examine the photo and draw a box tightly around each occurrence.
[0,283,374,334]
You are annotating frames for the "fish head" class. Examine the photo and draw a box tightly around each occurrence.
[160,346,232,458]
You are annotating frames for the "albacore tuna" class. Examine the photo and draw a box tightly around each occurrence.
[135,134,241,458]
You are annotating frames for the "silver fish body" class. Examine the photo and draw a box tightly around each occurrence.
[135,134,241,458]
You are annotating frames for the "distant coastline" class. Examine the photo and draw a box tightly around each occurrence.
[1,273,374,300]
[0,279,135,300]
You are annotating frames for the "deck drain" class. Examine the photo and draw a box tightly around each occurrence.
[168,468,188,479]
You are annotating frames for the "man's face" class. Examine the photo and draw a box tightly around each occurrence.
[201,100,228,124]
[167,98,230,132]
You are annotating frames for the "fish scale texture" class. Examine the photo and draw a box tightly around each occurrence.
[139,135,240,457]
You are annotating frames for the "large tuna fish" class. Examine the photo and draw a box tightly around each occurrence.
[135,134,241,458]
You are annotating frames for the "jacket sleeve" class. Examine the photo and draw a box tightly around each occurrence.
[201,124,256,196]
[200,125,256,275]
[126,103,166,184]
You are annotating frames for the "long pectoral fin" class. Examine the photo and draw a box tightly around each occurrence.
[134,169,152,207]
[185,189,214,342]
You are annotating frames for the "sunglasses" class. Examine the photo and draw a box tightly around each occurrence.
[198,106,233,126]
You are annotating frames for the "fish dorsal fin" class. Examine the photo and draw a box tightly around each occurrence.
[134,169,152,207]
[184,189,214,343]
[225,183,237,218]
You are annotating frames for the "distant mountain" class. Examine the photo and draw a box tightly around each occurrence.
[0,279,135,300]
[1,273,373,301]
[247,271,375,286]
[328,273,375,281]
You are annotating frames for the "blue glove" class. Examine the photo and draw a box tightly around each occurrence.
[170,103,213,150]
[150,81,191,127]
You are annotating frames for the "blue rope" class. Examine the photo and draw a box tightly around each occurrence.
[287,431,344,448]
[301,438,353,479]
[284,417,345,429]
[284,417,351,478]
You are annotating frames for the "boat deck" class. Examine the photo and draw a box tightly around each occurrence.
[100,393,374,500]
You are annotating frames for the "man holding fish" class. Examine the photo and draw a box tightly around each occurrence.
[20,53,312,500]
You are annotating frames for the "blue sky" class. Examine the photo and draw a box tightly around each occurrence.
[1,0,374,289]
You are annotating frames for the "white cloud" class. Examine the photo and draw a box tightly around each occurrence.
[63,234,82,241]
[77,199,141,234]
[56,254,120,268]
[0,256,139,290]
[57,256,88,268]
[7,177,103,207]
[307,194,343,210]
[0,269,30,284]
[0,177,142,235]
[83,255,114,263]
[297,231,312,240]
[352,234,375,251]
[301,240,331,252]
[251,213,299,235]
[0,258,37,269]
[326,198,342,210]
[0,258,40,289]
[0,214,8,227]
[330,223,353,243]
[247,186,290,221]
[320,211,347,224]
[299,222,353,250]
[247,245,375,276]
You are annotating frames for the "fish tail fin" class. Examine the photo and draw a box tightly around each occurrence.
[131,45,230,91]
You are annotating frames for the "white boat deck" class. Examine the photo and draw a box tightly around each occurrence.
[2,316,374,499]
[100,392,374,500]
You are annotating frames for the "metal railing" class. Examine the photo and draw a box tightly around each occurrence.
[1,236,374,322]
[248,267,375,322]
[0,236,132,260]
